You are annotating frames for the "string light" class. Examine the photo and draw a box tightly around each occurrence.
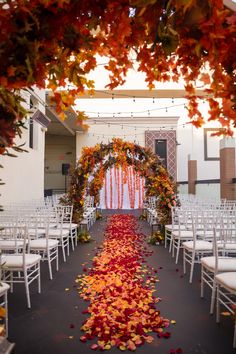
[89,118,188,132]
[83,102,186,115]
[86,121,188,139]
[133,96,136,102]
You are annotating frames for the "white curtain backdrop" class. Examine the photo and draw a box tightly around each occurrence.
[99,166,145,209]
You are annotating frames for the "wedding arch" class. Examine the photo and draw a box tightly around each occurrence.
[65,138,177,225]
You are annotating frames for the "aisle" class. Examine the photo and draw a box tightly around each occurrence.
[8,210,235,354]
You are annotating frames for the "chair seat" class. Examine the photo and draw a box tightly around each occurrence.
[215,272,236,292]
[201,256,236,272]
[172,230,193,238]
[183,240,213,251]
[0,240,25,249]
[165,224,186,231]
[196,230,214,237]
[30,239,59,249]
[0,282,10,295]
[2,254,41,268]
[217,242,236,250]
[28,228,46,236]
[62,223,78,229]
[48,229,69,237]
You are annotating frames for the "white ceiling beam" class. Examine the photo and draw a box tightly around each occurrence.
[77,89,207,100]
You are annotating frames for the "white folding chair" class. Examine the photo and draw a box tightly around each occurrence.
[1,225,41,308]
[201,227,236,314]
[215,272,236,348]
[28,218,59,280]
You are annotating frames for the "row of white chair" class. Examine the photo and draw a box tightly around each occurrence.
[164,205,236,348]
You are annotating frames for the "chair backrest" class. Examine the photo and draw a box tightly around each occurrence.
[213,226,236,274]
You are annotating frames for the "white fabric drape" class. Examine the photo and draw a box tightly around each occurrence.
[99,166,145,209]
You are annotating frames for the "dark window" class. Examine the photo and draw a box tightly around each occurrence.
[155,139,167,168]
[29,118,34,148]
[29,98,34,148]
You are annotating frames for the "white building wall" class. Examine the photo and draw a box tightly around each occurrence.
[76,116,179,159]
[0,88,46,205]
[45,135,76,191]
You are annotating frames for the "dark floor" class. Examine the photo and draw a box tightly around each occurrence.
[8,210,235,354]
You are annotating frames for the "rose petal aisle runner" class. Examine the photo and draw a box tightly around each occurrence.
[77,214,169,351]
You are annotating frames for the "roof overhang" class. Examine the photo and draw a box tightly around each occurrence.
[223,0,236,11]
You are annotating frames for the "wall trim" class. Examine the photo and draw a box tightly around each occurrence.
[178,179,220,185]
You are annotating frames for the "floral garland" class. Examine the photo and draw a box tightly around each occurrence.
[78,214,170,351]
[64,138,177,225]
[104,173,108,210]
[109,168,113,209]
[127,166,135,209]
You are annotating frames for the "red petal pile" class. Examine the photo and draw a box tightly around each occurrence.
[77,214,169,351]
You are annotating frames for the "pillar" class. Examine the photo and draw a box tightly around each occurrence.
[188,154,197,195]
[220,137,236,200]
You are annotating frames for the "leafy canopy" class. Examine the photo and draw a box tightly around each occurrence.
[0,0,235,154]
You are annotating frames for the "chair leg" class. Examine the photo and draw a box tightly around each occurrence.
[56,247,59,271]
[47,250,53,280]
[200,268,204,298]
[70,231,75,251]
[210,280,216,314]
[38,262,41,294]
[67,237,70,256]
[189,252,195,283]
[171,238,175,257]
[175,238,181,264]
[216,284,220,323]
[183,248,186,274]
[24,271,31,309]
[61,241,66,262]
[169,233,173,253]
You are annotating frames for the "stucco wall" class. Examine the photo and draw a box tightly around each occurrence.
[0,88,46,205]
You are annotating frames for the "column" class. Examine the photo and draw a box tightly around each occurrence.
[220,137,236,200]
[188,154,197,195]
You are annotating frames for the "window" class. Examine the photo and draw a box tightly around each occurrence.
[155,139,167,168]
[204,128,222,161]
[29,117,34,149]
[29,98,34,149]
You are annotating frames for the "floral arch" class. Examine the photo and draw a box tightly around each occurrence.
[65,138,177,225]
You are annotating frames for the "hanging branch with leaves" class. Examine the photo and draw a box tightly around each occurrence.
[0,0,235,155]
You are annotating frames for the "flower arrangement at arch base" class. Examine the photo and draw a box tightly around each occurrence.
[77,229,91,243]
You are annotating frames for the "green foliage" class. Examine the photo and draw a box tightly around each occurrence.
[77,229,91,243]
[147,231,164,245]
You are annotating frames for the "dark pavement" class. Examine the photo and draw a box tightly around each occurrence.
[8,210,235,354]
